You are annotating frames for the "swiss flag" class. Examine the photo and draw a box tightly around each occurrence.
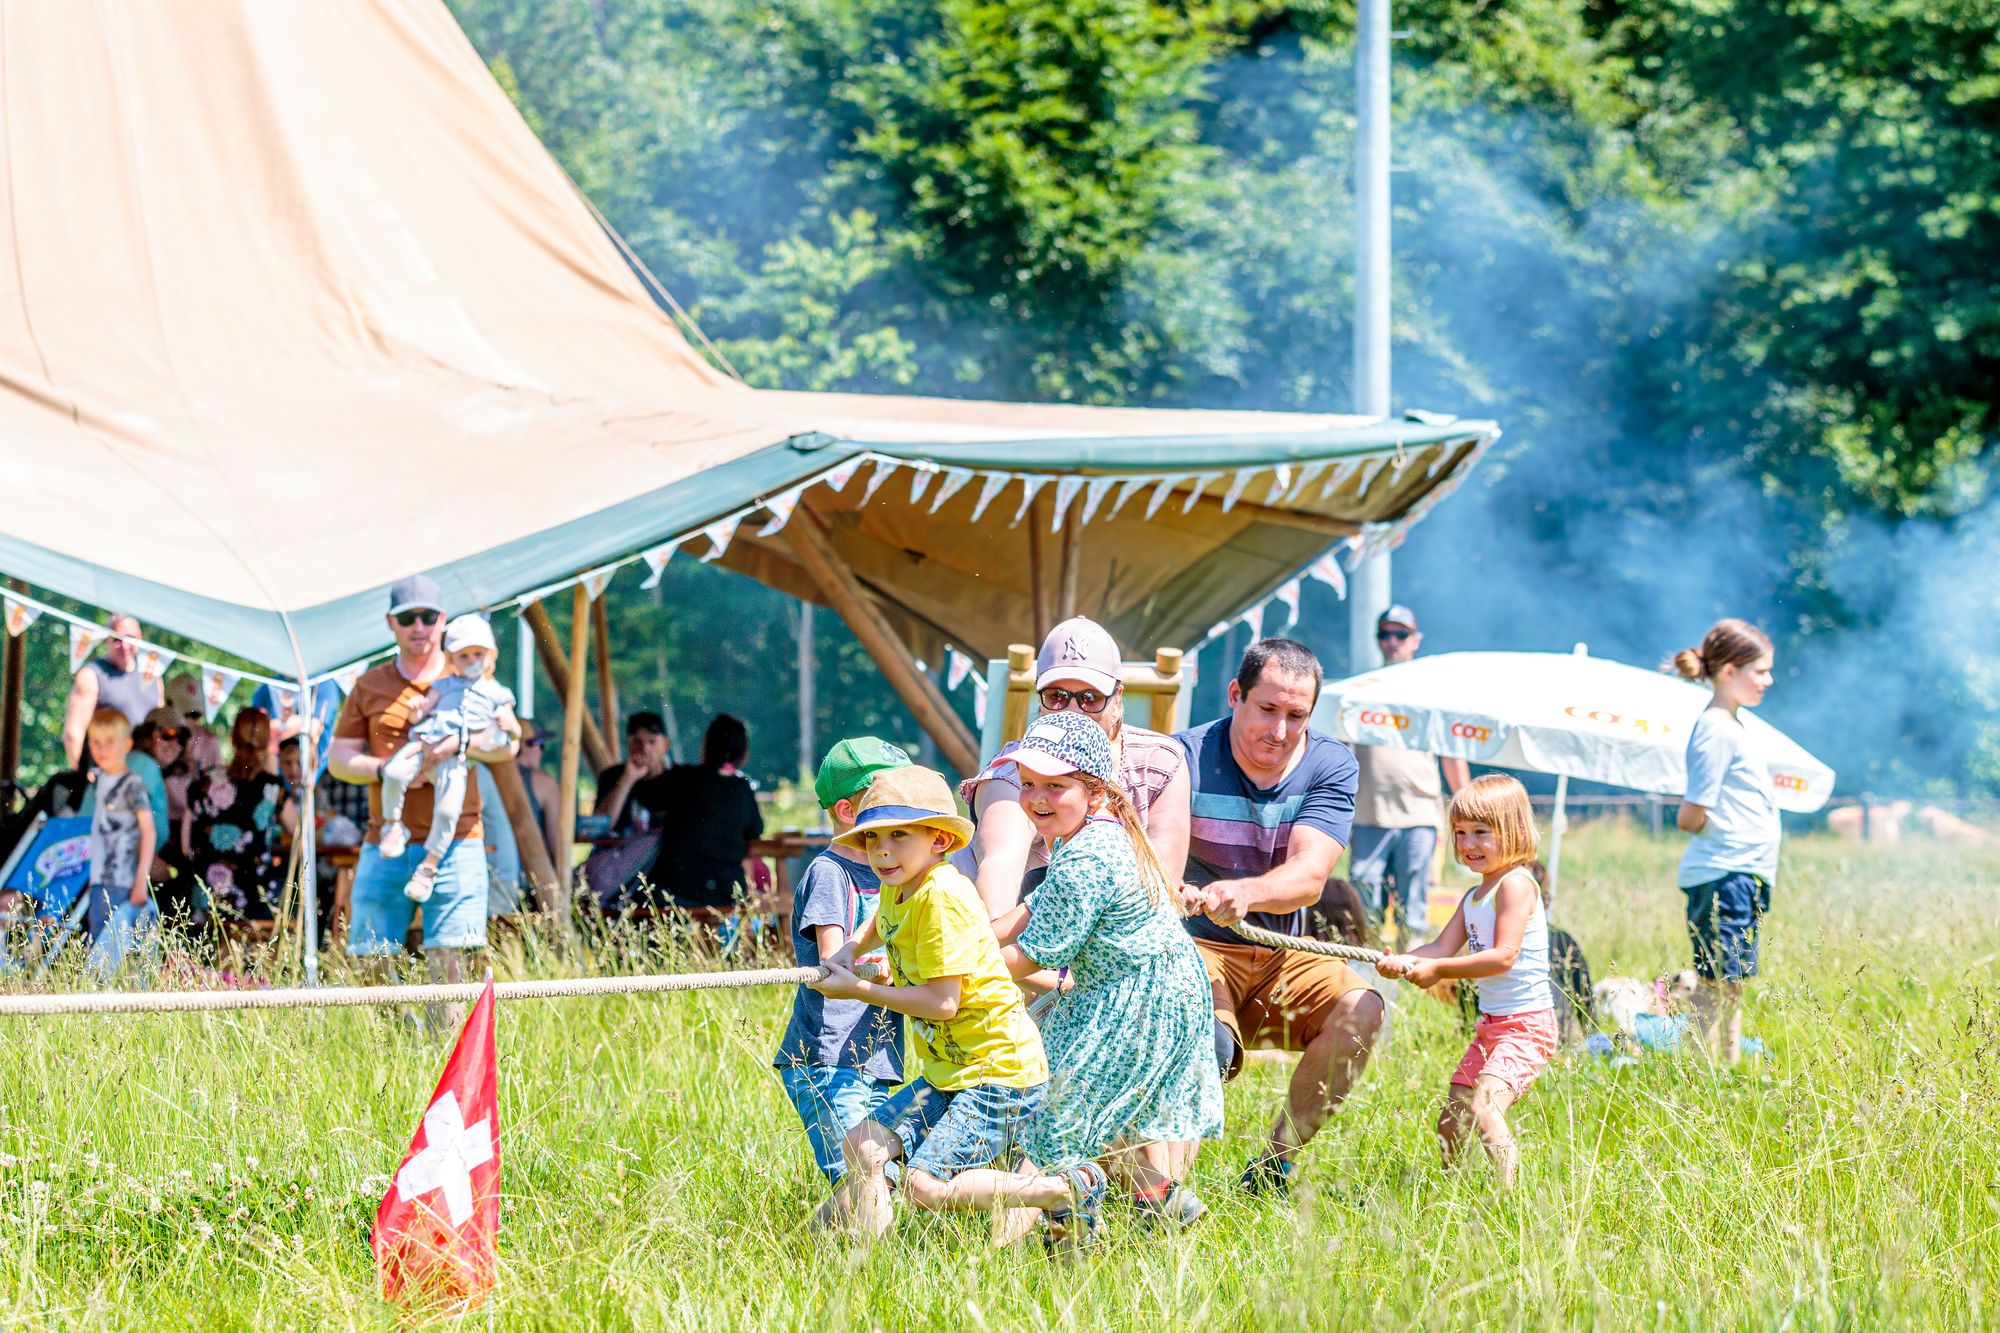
[372,980,500,1314]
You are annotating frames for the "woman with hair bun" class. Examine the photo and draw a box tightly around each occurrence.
[1670,618,1780,1063]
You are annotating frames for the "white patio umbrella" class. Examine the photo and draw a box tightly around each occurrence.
[1313,645,1835,895]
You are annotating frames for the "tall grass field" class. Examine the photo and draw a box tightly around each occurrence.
[0,823,1993,1329]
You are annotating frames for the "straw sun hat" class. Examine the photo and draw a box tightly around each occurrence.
[831,765,975,853]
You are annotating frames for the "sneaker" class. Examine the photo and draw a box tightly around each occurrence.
[403,862,438,904]
[1043,1161,1108,1256]
[378,822,409,859]
[1133,1182,1208,1232]
[1240,1153,1295,1198]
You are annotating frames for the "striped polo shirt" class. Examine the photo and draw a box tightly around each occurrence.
[1176,716,1358,944]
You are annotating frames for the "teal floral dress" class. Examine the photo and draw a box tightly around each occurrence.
[1018,818,1224,1170]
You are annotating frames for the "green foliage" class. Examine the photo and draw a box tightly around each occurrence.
[1,828,1996,1325]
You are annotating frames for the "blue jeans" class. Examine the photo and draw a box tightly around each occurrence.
[347,839,489,956]
[1350,825,1438,938]
[1682,873,1770,982]
[870,1077,1047,1182]
[777,1065,894,1184]
[84,891,160,977]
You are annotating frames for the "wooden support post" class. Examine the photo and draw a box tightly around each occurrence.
[486,757,560,912]
[1057,515,1081,622]
[783,504,979,775]
[555,585,589,919]
[591,596,620,744]
[1001,643,1036,743]
[1027,492,1052,646]
[1147,647,1184,734]
[524,601,614,772]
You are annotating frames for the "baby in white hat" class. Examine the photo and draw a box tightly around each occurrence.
[380,613,521,903]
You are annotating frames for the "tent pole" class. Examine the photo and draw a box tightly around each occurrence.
[592,596,620,740]
[1027,499,1051,646]
[0,627,21,801]
[515,612,534,720]
[554,585,588,925]
[796,603,816,783]
[524,601,614,772]
[1545,773,1569,918]
[782,503,979,775]
[296,677,319,986]
[1056,514,1080,622]
[488,756,560,917]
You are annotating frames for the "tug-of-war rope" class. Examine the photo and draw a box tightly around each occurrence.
[0,924,1379,1018]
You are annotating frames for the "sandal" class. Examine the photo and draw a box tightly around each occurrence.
[1133,1182,1208,1232]
[1043,1161,1108,1255]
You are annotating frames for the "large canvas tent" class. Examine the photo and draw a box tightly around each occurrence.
[0,0,1496,761]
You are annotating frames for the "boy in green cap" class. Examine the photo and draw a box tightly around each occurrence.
[772,737,913,1184]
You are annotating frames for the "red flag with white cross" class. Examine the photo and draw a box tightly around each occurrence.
[372,979,500,1314]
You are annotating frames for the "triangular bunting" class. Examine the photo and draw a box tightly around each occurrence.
[1078,476,1116,526]
[1241,602,1266,642]
[859,458,898,506]
[1355,457,1388,494]
[1320,461,1357,497]
[1109,477,1148,518]
[579,566,616,602]
[639,541,680,590]
[1274,578,1303,630]
[946,646,975,692]
[909,466,937,505]
[1207,621,1231,642]
[1010,476,1047,527]
[969,473,1012,523]
[1050,476,1085,530]
[2,594,39,638]
[200,667,241,723]
[971,675,989,728]
[821,457,864,493]
[1306,552,1347,599]
[1181,472,1223,515]
[758,487,805,536]
[333,661,369,696]
[1286,462,1326,502]
[1221,468,1257,513]
[68,623,108,674]
[133,644,178,688]
[699,514,742,564]
[929,468,975,514]
[1143,477,1179,520]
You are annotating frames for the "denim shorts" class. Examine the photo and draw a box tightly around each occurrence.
[1682,872,1770,982]
[776,1064,894,1185]
[869,1077,1047,1182]
[347,838,489,956]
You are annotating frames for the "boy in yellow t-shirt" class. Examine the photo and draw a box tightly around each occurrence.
[811,766,1097,1244]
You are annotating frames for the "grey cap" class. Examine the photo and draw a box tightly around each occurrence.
[1377,604,1419,630]
[387,574,445,616]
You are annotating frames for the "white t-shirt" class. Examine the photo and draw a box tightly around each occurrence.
[1677,707,1781,887]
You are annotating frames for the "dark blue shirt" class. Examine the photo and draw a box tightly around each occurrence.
[774,851,904,1080]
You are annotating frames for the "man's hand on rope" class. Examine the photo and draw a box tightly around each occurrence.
[1202,879,1260,929]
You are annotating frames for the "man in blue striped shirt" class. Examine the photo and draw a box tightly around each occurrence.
[1178,638,1384,1197]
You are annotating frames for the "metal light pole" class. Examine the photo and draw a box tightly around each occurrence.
[1348,0,1393,673]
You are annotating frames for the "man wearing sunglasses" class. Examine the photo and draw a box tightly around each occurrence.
[959,616,1191,919]
[328,574,492,1021]
[1349,605,1469,946]
[60,613,163,767]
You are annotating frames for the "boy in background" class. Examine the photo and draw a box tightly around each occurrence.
[84,708,156,974]
[773,737,912,1185]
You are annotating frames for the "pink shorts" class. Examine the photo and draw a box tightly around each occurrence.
[1451,1009,1560,1094]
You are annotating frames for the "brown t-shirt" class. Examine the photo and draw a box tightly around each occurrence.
[333,660,481,844]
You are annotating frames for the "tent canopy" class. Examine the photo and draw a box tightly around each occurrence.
[0,0,1495,678]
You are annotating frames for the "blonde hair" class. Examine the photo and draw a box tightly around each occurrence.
[1670,617,1772,682]
[86,707,131,742]
[1078,773,1173,911]
[1447,774,1539,872]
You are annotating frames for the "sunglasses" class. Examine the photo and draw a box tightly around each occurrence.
[521,736,543,748]
[1039,686,1112,715]
[393,609,441,628]
[1377,628,1413,643]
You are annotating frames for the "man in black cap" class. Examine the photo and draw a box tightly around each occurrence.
[328,575,490,1017]
[596,710,672,836]
[1350,604,1468,944]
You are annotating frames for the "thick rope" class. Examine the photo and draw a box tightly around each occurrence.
[0,966,822,1016]
[1223,919,1385,966]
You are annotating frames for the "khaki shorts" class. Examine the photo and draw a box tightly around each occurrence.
[1196,937,1375,1077]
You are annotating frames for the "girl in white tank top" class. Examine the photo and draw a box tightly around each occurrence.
[1377,775,1559,1187]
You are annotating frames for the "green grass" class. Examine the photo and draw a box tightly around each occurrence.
[0,824,1995,1329]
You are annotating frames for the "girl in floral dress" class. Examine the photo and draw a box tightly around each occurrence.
[993,711,1224,1231]
[184,708,287,927]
